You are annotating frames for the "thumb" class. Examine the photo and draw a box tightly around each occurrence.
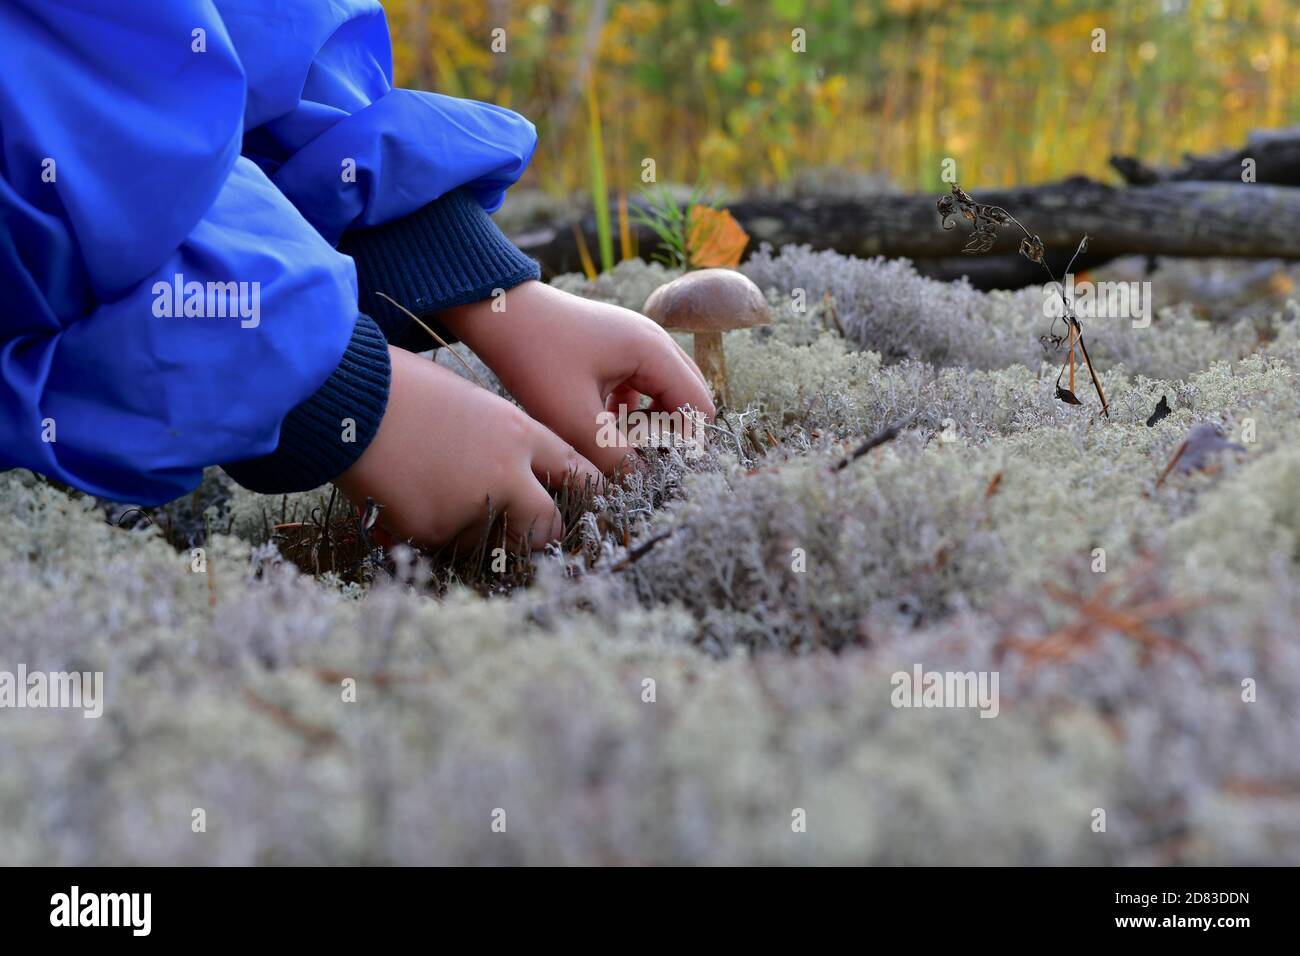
[622,332,717,422]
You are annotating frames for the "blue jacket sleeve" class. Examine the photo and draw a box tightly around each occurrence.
[215,0,538,244]
[0,1,365,504]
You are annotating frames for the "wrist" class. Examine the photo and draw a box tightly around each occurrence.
[438,279,544,356]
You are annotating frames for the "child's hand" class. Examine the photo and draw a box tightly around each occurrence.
[335,346,601,550]
[440,281,715,474]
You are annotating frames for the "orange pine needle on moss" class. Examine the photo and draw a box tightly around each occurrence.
[617,190,635,262]
[996,561,1209,670]
[572,222,598,280]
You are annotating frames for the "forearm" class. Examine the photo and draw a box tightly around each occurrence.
[437,279,539,350]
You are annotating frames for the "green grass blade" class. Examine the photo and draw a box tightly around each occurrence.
[586,80,614,273]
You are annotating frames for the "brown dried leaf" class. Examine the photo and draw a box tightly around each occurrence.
[1019,234,1046,263]
[687,205,749,268]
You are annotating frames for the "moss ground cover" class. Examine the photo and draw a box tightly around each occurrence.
[3,248,1297,864]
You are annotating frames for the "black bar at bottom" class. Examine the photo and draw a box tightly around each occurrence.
[0,866,1288,941]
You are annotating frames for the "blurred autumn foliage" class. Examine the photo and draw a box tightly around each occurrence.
[385,0,1300,194]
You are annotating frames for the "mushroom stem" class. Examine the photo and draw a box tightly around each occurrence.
[691,331,728,406]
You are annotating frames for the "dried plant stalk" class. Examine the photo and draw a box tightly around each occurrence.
[938,184,1108,417]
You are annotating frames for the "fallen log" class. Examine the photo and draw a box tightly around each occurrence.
[513,177,1300,285]
[911,250,1119,288]
[1110,127,1300,186]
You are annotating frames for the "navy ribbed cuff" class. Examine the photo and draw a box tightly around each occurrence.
[222,314,390,494]
[339,188,540,352]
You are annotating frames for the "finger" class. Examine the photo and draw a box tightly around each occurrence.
[568,396,641,476]
[587,438,637,477]
[502,476,564,550]
[450,506,497,556]
[671,337,711,396]
[605,383,643,415]
[529,421,605,492]
[624,334,716,423]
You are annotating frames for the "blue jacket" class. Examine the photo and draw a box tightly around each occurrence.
[0,0,537,503]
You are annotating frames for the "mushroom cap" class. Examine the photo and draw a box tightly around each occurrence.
[642,268,770,333]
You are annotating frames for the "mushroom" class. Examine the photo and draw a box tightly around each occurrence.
[642,268,770,406]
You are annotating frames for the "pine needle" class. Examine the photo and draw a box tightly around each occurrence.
[572,222,598,279]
